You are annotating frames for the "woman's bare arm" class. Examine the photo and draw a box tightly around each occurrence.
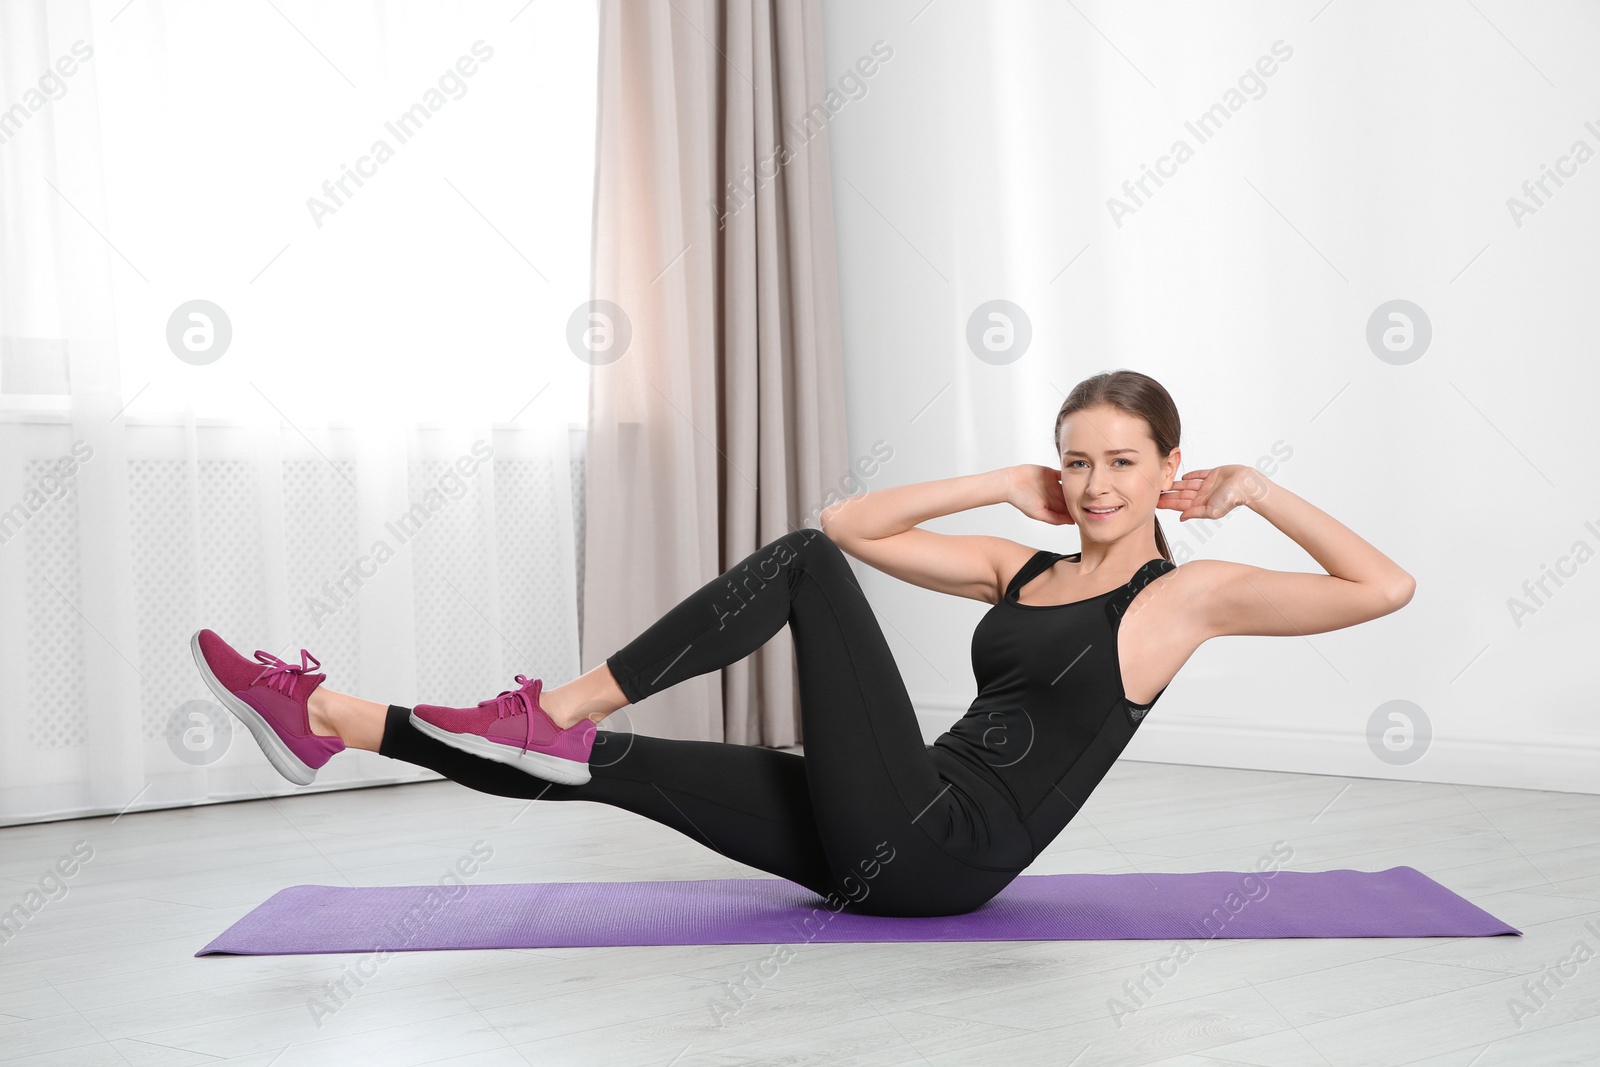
[1172,467,1416,639]
[819,468,1043,604]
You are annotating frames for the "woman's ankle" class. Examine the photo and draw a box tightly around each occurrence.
[308,687,387,752]
[307,687,340,739]
[540,687,599,731]
[542,666,629,730]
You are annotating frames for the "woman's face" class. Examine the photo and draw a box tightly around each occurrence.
[1056,405,1175,536]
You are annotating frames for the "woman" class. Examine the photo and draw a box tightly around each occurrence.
[192,370,1414,917]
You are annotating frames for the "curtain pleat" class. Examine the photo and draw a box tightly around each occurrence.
[585,0,849,745]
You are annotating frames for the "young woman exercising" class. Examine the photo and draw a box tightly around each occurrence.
[192,370,1414,918]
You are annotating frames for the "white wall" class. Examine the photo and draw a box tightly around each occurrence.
[819,1,1600,792]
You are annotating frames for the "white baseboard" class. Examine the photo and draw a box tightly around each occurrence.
[911,696,1600,796]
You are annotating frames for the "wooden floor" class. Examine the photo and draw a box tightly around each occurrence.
[1,758,1596,1066]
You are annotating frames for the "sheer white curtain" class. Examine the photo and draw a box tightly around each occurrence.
[0,1,597,824]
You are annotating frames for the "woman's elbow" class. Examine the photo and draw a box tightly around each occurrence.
[818,506,841,541]
[819,502,858,543]
[1387,574,1416,610]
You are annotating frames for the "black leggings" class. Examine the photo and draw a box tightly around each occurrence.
[378,528,1024,916]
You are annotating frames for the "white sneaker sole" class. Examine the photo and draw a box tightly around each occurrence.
[189,630,318,786]
[409,712,592,786]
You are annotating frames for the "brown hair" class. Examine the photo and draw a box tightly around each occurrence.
[1052,369,1180,563]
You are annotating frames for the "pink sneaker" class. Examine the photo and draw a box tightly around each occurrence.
[410,675,596,785]
[189,629,344,786]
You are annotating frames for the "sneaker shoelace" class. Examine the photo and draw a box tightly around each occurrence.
[252,649,321,698]
[478,674,547,751]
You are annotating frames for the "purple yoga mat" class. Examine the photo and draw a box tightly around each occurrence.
[196,867,1518,955]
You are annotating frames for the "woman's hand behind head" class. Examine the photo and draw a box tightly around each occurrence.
[1005,464,1076,526]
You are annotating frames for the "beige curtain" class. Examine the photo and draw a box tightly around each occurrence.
[582,0,849,745]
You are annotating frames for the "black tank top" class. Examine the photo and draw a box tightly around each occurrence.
[927,548,1178,868]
